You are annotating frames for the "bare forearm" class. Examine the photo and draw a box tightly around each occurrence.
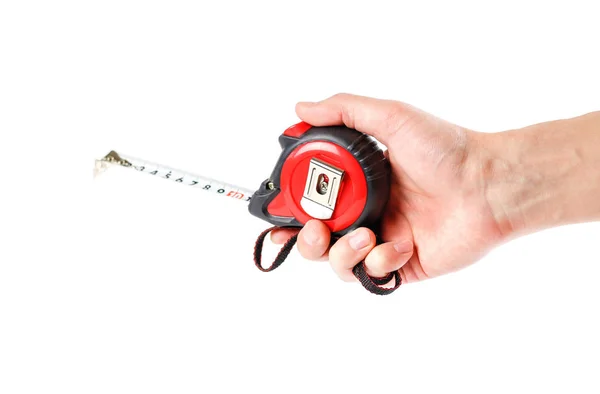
[474,111,600,238]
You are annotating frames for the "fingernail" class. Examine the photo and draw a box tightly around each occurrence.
[394,240,413,254]
[304,228,320,246]
[348,229,370,250]
[298,101,316,106]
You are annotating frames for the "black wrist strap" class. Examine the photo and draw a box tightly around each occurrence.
[253,226,401,295]
[253,227,299,272]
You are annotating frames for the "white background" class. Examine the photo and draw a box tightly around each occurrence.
[1,1,599,393]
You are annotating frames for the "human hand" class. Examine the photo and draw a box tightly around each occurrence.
[270,93,505,284]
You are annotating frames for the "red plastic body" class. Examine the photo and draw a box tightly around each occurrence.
[282,121,312,138]
[267,140,367,232]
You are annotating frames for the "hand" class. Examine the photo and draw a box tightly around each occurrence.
[271,93,504,284]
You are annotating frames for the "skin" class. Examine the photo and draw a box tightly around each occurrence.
[271,94,600,286]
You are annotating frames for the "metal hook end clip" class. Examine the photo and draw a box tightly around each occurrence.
[93,150,132,179]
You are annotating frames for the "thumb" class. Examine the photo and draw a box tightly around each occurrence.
[295,93,417,144]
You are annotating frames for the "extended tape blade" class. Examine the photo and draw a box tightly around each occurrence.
[94,150,253,203]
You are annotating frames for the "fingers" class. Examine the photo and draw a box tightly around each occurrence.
[296,220,331,261]
[270,228,299,244]
[364,240,413,279]
[271,223,414,286]
[328,228,377,282]
[295,93,417,144]
[270,221,330,261]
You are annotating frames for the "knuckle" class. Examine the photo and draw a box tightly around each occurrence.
[329,261,355,282]
[297,239,321,260]
[327,242,344,264]
[341,274,356,283]
[382,105,407,134]
[331,92,350,100]
[368,247,395,272]
[340,104,356,129]
[296,243,312,259]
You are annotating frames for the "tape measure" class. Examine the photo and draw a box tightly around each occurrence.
[249,121,390,236]
[95,122,399,295]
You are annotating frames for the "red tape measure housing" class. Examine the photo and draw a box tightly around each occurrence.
[249,122,395,294]
[248,123,390,237]
[267,140,367,233]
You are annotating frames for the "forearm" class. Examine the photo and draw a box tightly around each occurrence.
[473,111,600,238]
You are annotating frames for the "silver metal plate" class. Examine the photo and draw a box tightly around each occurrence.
[300,158,344,220]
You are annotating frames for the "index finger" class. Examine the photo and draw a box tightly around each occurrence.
[295,93,417,144]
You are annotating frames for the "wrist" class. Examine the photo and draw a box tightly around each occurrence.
[470,112,600,240]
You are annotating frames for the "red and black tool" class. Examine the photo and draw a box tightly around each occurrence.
[248,122,399,295]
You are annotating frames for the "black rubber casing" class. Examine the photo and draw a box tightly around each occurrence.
[248,126,390,237]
